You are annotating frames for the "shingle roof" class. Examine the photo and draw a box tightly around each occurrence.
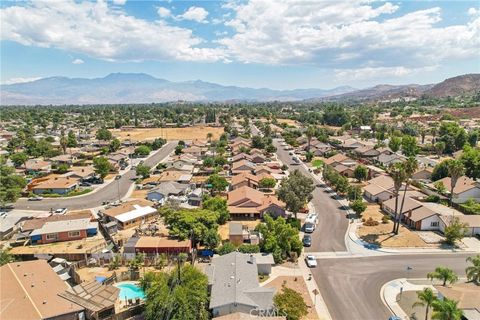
[206,252,275,310]
[149,181,189,196]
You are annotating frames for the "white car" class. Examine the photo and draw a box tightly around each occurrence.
[305,255,317,268]
[29,196,43,201]
[54,208,68,215]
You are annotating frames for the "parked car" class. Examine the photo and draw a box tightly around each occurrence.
[54,208,68,215]
[305,255,317,268]
[303,234,312,247]
[80,181,92,187]
[115,175,122,180]
[28,196,43,201]
[0,211,7,218]
[288,151,294,156]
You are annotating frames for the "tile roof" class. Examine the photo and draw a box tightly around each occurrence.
[433,176,478,194]
[32,177,79,190]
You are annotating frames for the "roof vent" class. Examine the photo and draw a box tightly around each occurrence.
[43,300,47,304]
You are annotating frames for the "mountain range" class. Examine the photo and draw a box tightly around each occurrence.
[1,73,479,105]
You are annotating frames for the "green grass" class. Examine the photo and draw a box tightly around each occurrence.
[311,159,323,168]
[40,188,93,198]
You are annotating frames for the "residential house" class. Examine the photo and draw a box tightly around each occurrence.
[158,170,193,184]
[323,153,350,167]
[310,142,331,157]
[231,153,252,163]
[363,175,416,203]
[230,172,274,190]
[188,188,203,206]
[434,283,480,320]
[146,181,191,204]
[232,160,256,175]
[0,260,85,320]
[30,218,98,244]
[182,146,205,158]
[439,215,480,237]
[65,166,95,181]
[50,154,77,166]
[381,196,423,218]
[32,177,79,195]
[354,146,380,158]
[227,186,286,218]
[376,153,405,167]
[103,202,157,229]
[25,159,52,175]
[205,252,276,317]
[59,281,119,320]
[430,176,480,203]
[127,236,192,255]
[229,222,246,246]
[332,163,358,178]
[411,168,433,181]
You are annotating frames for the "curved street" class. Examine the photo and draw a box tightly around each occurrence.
[13,142,177,211]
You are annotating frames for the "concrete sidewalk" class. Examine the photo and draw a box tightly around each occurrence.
[381,278,435,320]
[261,264,333,320]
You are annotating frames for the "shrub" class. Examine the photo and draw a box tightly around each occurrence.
[381,215,390,224]
[286,217,301,230]
[364,217,379,226]
[425,195,440,203]
[238,244,260,254]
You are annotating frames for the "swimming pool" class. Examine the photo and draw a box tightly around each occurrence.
[116,283,145,300]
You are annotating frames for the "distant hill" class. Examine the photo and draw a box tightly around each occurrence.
[0,73,356,105]
[423,74,480,98]
[1,73,478,105]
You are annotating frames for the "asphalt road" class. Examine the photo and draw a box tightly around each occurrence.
[13,142,177,211]
[311,253,475,320]
[273,139,348,252]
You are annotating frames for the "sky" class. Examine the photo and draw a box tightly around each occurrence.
[1,0,479,90]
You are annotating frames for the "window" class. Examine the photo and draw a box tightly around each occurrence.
[430,221,439,227]
[46,233,58,240]
[68,231,81,237]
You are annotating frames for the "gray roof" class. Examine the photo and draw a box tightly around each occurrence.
[205,252,275,310]
[30,218,97,236]
[377,153,405,165]
[149,181,189,196]
[252,253,275,265]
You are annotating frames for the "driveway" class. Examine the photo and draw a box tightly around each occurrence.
[13,142,177,211]
[273,139,348,252]
[311,253,473,320]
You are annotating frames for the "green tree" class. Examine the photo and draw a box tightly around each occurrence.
[59,132,68,154]
[161,207,220,247]
[305,125,316,152]
[274,285,308,320]
[252,135,265,149]
[0,161,27,206]
[432,159,453,181]
[206,174,229,195]
[135,145,152,156]
[217,242,236,255]
[67,130,77,148]
[277,170,314,218]
[174,145,183,155]
[206,132,213,143]
[92,156,112,179]
[136,164,151,179]
[431,298,463,320]
[447,160,465,206]
[109,138,121,152]
[305,151,314,162]
[401,135,419,157]
[427,267,459,286]
[96,127,112,141]
[443,217,468,246]
[9,152,28,168]
[412,288,437,320]
[350,199,367,217]
[238,244,260,254]
[203,229,220,249]
[57,163,69,174]
[434,181,447,194]
[143,265,209,320]
[435,141,446,157]
[353,165,368,182]
[202,196,230,224]
[0,249,15,266]
[255,215,302,263]
[202,157,214,168]
[465,255,480,284]
[389,136,402,153]
[258,177,277,189]
[347,185,363,201]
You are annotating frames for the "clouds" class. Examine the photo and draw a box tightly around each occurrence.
[0,1,225,62]
[0,0,478,80]
[2,77,42,85]
[179,6,209,23]
[218,0,479,71]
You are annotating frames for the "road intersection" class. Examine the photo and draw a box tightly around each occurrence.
[272,138,477,320]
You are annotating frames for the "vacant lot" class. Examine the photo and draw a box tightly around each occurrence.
[111,126,224,141]
[357,204,433,248]
[218,220,260,240]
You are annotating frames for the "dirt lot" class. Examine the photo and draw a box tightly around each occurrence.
[357,204,434,248]
[130,189,149,200]
[446,106,480,119]
[10,235,107,255]
[218,220,261,240]
[111,126,224,141]
[264,276,319,319]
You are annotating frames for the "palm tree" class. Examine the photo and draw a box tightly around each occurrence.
[431,298,463,320]
[395,157,418,234]
[306,125,316,152]
[427,267,458,286]
[465,255,480,284]
[60,131,68,154]
[447,160,465,206]
[389,163,406,234]
[412,287,437,320]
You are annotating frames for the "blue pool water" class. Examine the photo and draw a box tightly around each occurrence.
[117,283,145,300]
